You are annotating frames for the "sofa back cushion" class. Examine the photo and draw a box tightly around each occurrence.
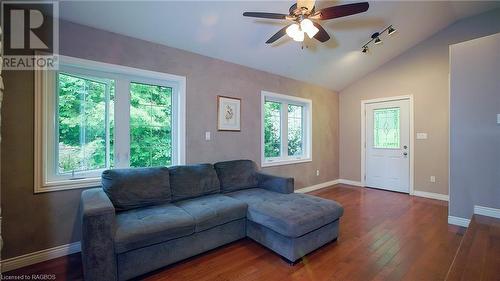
[102,167,171,211]
[214,160,259,193]
[169,164,221,201]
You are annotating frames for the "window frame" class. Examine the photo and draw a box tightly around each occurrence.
[34,55,186,193]
[261,91,312,167]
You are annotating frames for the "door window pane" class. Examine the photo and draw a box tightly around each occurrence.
[57,73,113,174]
[288,104,303,156]
[374,107,400,149]
[130,82,172,167]
[264,101,281,158]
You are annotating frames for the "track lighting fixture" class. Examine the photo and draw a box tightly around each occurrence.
[388,25,397,35]
[373,33,382,45]
[361,25,397,54]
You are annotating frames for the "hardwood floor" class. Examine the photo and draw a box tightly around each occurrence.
[446,214,500,281]
[4,184,467,281]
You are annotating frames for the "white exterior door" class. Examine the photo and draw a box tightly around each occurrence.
[365,99,410,193]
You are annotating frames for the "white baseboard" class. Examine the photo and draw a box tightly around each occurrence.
[413,191,449,202]
[295,179,340,193]
[1,241,81,273]
[474,205,500,219]
[448,216,470,227]
[337,179,364,187]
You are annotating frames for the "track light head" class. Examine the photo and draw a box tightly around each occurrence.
[362,46,368,53]
[371,32,382,45]
[388,26,396,35]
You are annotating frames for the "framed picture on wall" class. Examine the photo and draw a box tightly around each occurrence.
[217,96,241,131]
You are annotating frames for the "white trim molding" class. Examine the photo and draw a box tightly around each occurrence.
[413,191,449,202]
[474,205,500,219]
[1,242,81,273]
[295,179,339,193]
[360,95,415,195]
[448,216,470,227]
[337,179,364,187]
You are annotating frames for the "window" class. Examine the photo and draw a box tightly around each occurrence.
[57,73,114,176]
[261,91,312,167]
[373,108,400,149]
[35,55,186,192]
[129,82,173,167]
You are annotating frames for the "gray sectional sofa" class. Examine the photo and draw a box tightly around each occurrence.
[80,160,344,281]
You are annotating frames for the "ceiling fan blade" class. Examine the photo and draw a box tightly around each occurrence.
[313,22,330,42]
[243,12,288,20]
[266,25,291,44]
[318,2,369,20]
[297,0,315,11]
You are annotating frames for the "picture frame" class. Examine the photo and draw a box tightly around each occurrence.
[217,95,241,131]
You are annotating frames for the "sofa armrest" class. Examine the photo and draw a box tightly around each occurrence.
[80,188,118,281]
[257,172,294,194]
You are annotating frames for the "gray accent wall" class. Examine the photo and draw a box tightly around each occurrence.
[449,33,500,219]
[1,21,339,259]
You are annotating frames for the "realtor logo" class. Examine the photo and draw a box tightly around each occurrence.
[1,1,59,70]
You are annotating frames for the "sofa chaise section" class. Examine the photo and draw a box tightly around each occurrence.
[227,188,343,262]
[215,160,344,262]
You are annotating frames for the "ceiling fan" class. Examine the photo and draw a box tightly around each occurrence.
[243,0,369,44]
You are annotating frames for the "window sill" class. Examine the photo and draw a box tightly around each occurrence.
[35,177,102,193]
[261,158,312,168]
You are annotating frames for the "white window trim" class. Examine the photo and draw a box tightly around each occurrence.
[34,55,186,193]
[261,91,312,167]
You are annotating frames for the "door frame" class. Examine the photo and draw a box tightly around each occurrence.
[360,95,414,195]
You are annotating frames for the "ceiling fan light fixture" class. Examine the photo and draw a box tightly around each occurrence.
[293,30,305,41]
[286,23,301,38]
[300,19,319,38]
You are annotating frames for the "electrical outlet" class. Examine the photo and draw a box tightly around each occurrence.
[316,170,320,176]
[205,131,211,141]
[430,176,436,183]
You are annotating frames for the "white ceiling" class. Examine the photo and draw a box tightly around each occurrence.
[59,1,500,91]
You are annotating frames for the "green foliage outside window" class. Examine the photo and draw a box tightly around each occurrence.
[287,104,303,156]
[130,82,172,167]
[57,73,114,174]
[264,101,304,159]
[264,101,281,158]
[57,73,173,174]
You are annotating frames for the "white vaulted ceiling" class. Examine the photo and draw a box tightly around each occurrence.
[59,1,500,91]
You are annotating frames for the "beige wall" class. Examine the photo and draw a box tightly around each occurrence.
[339,9,500,195]
[1,21,339,259]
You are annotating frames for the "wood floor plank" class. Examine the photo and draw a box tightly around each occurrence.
[4,184,472,281]
[446,215,500,281]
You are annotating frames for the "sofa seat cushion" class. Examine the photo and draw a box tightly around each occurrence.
[227,188,344,238]
[114,203,195,253]
[174,194,248,232]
